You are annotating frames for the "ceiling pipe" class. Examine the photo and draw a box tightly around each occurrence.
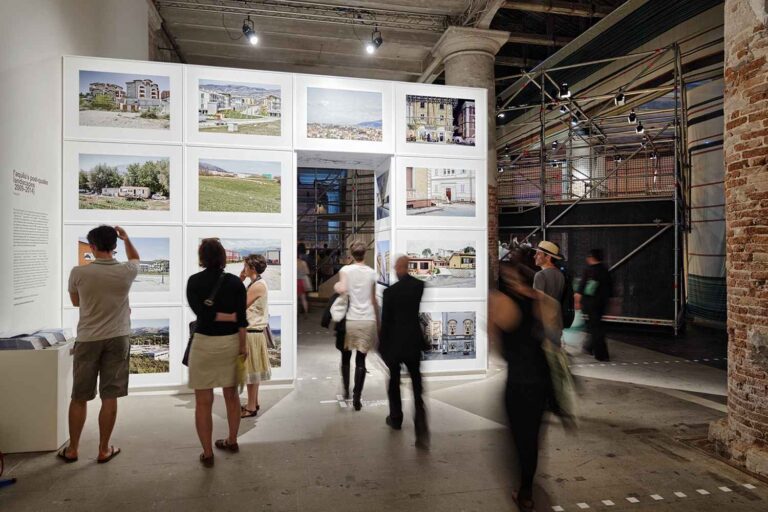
[502,1,612,18]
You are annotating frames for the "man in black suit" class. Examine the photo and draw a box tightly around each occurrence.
[380,255,429,449]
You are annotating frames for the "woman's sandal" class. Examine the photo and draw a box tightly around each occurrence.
[199,453,214,468]
[240,407,258,418]
[214,439,239,453]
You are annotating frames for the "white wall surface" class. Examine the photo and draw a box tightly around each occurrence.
[0,0,149,335]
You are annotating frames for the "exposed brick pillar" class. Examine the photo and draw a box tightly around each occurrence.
[709,0,768,477]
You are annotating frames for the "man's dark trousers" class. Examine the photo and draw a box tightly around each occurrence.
[386,356,426,434]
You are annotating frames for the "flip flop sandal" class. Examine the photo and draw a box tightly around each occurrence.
[241,408,258,418]
[215,439,239,453]
[200,453,214,468]
[241,404,260,413]
[56,447,78,463]
[97,446,121,464]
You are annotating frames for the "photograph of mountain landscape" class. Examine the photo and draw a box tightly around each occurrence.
[78,153,170,210]
[198,158,281,213]
[307,87,382,141]
[79,70,171,129]
[212,238,282,291]
[198,79,281,136]
[78,236,170,292]
[129,318,170,374]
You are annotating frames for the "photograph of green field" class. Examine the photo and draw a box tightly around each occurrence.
[198,158,281,213]
[129,319,170,374]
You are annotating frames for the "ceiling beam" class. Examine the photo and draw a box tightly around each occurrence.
[502,1,613,18]
[495,56,534,68]
[507,32,573,47]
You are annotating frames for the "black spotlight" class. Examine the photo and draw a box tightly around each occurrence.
[242,16,258,45]
[559,105,568,114]
[552,140,559,149]
[558,82,571,99]
[614,155,623,163]
[627,109,637,124]
[366,26,383,54]
[614,92,626,106]
[498,166,505,174]
[636,122,645,135]
[650,151,658,160]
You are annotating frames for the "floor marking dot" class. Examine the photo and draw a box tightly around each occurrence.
[602,500,615,506]
[696,489,710,495]
[325,376,332,379]
[311,377,318,380]
[703,358,710,362]
[626,497,640,503]
[674,492,687,498]
[577,503,589,509]
[650,494,663,500]
[744,484,756,490]
[552,506,564,512]
[297,377,304,381]
[719,486,732,493]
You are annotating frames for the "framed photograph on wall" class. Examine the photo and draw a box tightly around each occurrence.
[375,234,391,287]
[63,224,183,306]
[418,301,487,374]
[394,156,486,229]
[295,75,394,154]
[265,304,295,381]
[64,56,182,143]
[394,229,487,300]
[63,307,184,388]
[184,66,293,149]
[395,83,486,159]
[185,146,293,226]
[63,141,182,224]
[374,157,392,231]
[184,226,294,303]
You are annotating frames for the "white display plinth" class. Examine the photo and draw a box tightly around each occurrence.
[0,341,74,453]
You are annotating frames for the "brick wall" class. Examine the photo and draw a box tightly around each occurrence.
[488,184,499,285]
[709,0,768,477]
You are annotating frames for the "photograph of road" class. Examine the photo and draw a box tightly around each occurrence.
[198,79,281,136]
[419,311,476,360]
[198,158,281,213]
[307,87,382,141]
[376,239,390,286]
[78,153,170,211]
[129,318,170,374]
[213,238,282,291]
[375,170,390,220]
[268,315,282,369]
[78,236,170,292]
[406,167,476,217]
[406,240,476,288]
[79,70,170,129]
[406,95,476,146]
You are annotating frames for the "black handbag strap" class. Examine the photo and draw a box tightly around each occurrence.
[203,272,227,307]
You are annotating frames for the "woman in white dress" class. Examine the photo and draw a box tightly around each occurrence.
[239,254,272,418]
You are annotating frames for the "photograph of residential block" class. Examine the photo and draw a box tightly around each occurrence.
[375,170,390,220]
[198,79,281,135]
[405,95,476,146]
[211,239,282,291]
[79,70,170,129]
[419,311,476,360]
[78,236,170,292]
[268,315,282,369]
[405,167,476,217]
[198,158,281,213]
[376,239,390,286]
[78,154,170,211]
[307,87,383,141]
[129,318,170,374]
[406,240,476,288]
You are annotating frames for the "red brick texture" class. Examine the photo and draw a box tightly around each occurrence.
[710,0,768,477]
[489,184,499,285]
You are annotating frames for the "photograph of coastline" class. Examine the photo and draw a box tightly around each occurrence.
[405,167,476,217]
[307,87,383,141]
[405,95,475,146]
[375,170,390,221]
[419,311,476,360]
[209,238,282,291]
[268,315,282,369]
[129,318,170,374]
[406,240,476,288]
[198,158,281,213]
[78,153,170,211]
[78,236,170,292]
[376,239,390,286]
[79,70,171,129]
[198,79,281,136]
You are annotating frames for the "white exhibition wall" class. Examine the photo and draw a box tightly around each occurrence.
[62,55,488,388]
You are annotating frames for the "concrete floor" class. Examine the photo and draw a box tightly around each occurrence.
[1,311,765,512]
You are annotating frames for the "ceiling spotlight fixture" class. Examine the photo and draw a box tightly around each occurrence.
[636,122,645,134]
[571,117,579,126]
[552,140,559,149]
[558,82,571,99]
[650,151,658,160]
[497,111,506,119]
[551,160,559,168]
[366,26,383,54]
[559,105,568,114]
[614,92,626,106]
[242,16,259,45]
[614,155,623,163]
[627,109,637,124]
[498,166,505,174]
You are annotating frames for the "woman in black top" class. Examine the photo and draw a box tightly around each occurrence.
[186,238,247,468]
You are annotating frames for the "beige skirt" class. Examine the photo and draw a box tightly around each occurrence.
[188,332,240,390]
[345,320,377,353]
[244,331,272,384]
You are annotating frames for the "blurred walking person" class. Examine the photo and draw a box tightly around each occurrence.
[380,255,429,449]
[575,249,612,362]
[239,254,271,418]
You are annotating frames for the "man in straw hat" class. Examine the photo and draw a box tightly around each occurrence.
[532,241,565,303]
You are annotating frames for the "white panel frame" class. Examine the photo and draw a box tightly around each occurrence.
[185,146,293,226]
[418,300,487,374]
[395,83,486,159]
[184,226,295,303]
[63,141,183,224]
[266,303,295,381]
[184,66,293,150]
[394,156,487,230]
[63,307,184,388]
[294,75,394,154]
[64,56,182,144]
[63,224,183,306]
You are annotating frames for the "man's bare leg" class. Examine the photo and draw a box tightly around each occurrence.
[66,399,88,458]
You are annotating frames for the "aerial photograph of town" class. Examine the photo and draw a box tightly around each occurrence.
[198,79,281,136]
[406,166,476,217]
[307,87,382,141]
[129,318,170,374]
[79,70,171,129]
[78,236,170,292]
[405,95,476,146]
[268,315,281,368]
[78,153,170,210]
[198,158,281,213]
[210,238,282,291]
[419,311,476,360]
[406,240,477,288]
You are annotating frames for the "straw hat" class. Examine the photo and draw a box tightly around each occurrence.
[533,240,562,260]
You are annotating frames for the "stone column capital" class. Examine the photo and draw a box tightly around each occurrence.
[431,26,510,62]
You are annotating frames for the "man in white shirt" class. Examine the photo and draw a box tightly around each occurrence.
[58,225,139,464]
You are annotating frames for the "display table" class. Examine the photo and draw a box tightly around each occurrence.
[0,341,74,453]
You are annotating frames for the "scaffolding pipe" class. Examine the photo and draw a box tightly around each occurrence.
[609,225,673,272]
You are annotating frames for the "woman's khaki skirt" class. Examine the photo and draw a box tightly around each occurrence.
[188,332,240,390]
[344,320,377,353]
[244,331,272,384]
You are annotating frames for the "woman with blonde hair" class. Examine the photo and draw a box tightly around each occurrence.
[239,254,272,418]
